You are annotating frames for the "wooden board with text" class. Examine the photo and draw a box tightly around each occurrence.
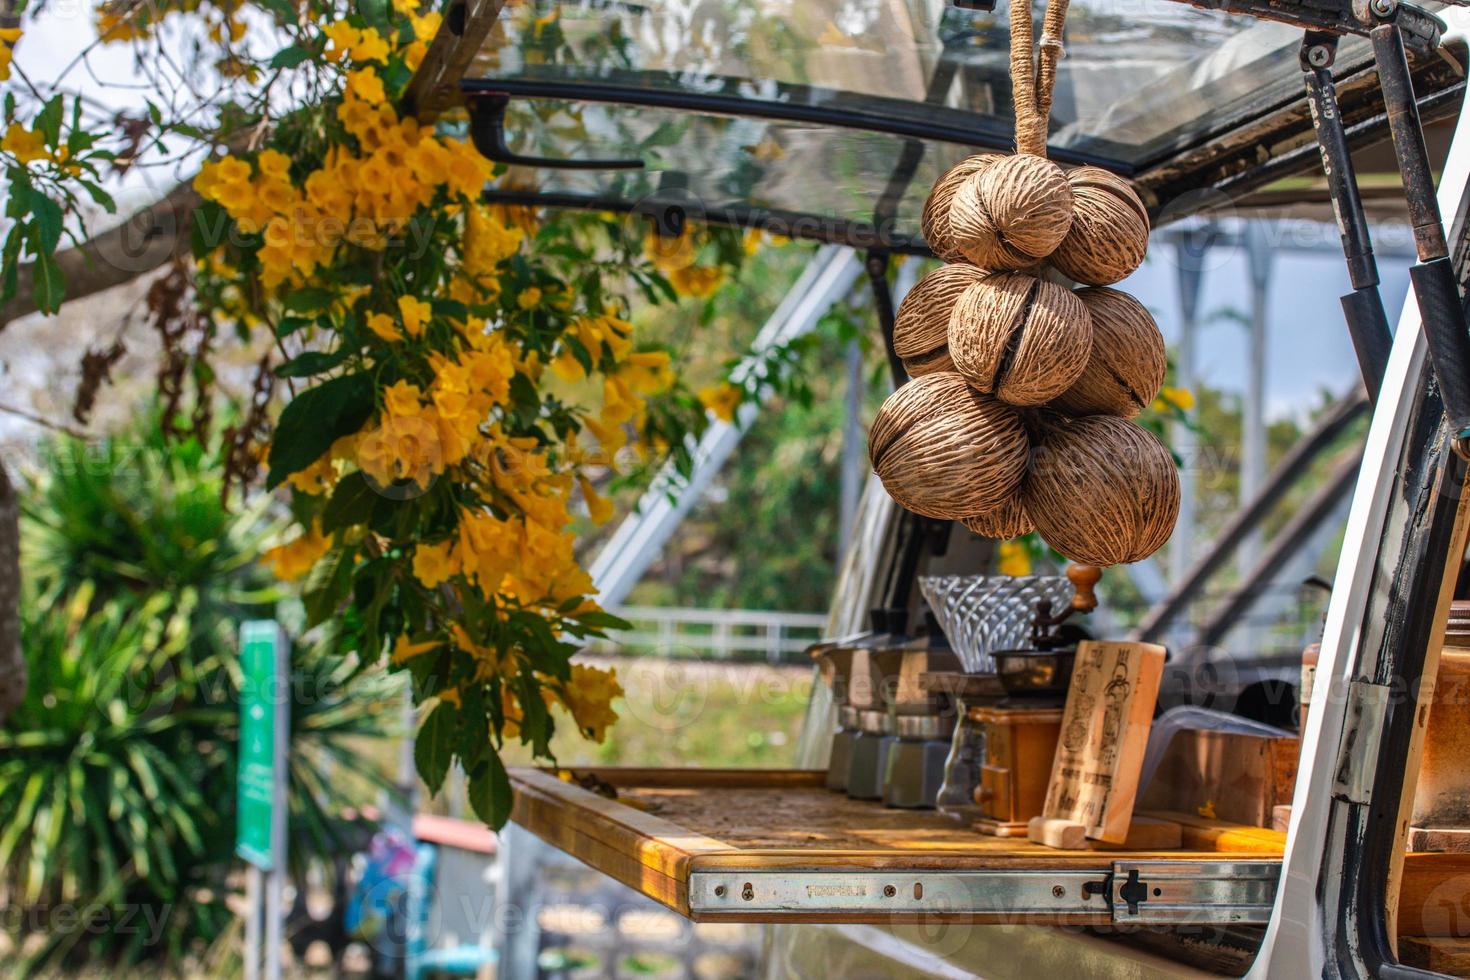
[1036,640,1166,844]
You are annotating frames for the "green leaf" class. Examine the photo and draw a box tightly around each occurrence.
[404,647,445,694]
[430,299,469,320]
[321,472,379,533]
[66,127,98,155]
[32,195,63,255]
[256,0,297,22]
[302,543,356,627]
[191,200,229,257]
[414,702,457,797]
[0,223,23,305]
[466,750,512,829]
[514,673,554,755]
[283,286,335,312]
[269,44,311,69]
[274,347,349,378]
[456,685,488,769]
[381,58,413,94]
[30,249,64,314]
[5,177,30,221]
[356,0,390,28]
[569,609,633,632]
[79,181,116,213]
[275,316,315,339]
[265,373,376,489]
[35,95,64,149]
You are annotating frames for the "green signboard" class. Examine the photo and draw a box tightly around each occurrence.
[236,621,287,870]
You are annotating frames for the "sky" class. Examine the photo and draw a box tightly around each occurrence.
[1117,224,1412,421]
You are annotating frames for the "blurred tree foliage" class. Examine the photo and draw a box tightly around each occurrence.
[610,248,899,612]
[2,411,402,974]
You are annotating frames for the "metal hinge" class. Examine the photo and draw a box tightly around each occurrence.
[1333,678,1391,804]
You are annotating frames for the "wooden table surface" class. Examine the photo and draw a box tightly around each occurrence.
[508,766,1286,921]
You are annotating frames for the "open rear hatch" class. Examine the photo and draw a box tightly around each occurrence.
[421,0,1470,250]
[399,0,1470,947]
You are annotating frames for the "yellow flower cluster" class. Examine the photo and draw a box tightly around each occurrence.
[1152,385,1196,414]
[96,9,151,42]
[461,474,594,607]
[547,312,675,454]
[181,10,704,763]
[285,434,359,496]
[263,520,331,581]
[193,16,491,291]
[0,27,21,81]
[643,230,724,298]
[402,486,592,617]
[460,202,524,299]
[2,122,47,165]
[698,381,742,422]
[553,664,624,742]
[357,336,518,489]
[493,661,623,743]
[669,264,723,298]
[996,539,1033,577]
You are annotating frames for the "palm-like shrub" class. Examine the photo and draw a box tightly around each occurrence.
[0,585,236,967]
[22,421,279,660]
[2,414,403,974]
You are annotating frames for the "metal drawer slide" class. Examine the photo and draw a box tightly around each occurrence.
[688,861,1279,925]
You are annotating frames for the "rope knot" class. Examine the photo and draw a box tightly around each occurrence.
[1039,33,1065,58]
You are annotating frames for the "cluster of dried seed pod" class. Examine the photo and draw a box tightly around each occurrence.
[872,152,1180,566]
[868,373,1030,521]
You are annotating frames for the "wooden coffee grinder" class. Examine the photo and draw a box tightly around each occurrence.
[973,565,1100,836]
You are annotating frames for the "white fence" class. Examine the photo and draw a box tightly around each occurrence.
[582,606,829,663]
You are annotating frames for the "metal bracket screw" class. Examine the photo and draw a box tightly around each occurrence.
[1307,45,1332,67]
[1370,0,1396,18]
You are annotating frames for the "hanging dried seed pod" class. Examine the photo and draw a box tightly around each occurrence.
[960,497,1035,539]
[948,155,1074,271]
[1054,287,1166,419]
[1023,414,1180,566]
[893,264,989,377]
[868,373,1030,520]
[1050,167,1150,286]
[922,156,1001,262]
[948,271,1092,406]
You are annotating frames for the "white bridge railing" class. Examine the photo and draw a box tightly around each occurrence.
[583,606,829,663]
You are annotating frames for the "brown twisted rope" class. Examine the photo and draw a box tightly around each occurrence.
[1035,0,1070,132]
[1013,0,1069,158]
[1010,0,1043,157]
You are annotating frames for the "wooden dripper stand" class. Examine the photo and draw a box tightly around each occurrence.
[969,563,1102,836]
[1025,565,1170,850]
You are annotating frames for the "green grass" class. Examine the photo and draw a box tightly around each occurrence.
[501,656,814,770]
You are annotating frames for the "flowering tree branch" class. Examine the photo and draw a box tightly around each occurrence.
[0,180,197,327]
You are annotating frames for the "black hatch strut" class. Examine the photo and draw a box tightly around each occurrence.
[1300,32,1396,404]
[1361,2,1470,457]
[1160,0,1470,455]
